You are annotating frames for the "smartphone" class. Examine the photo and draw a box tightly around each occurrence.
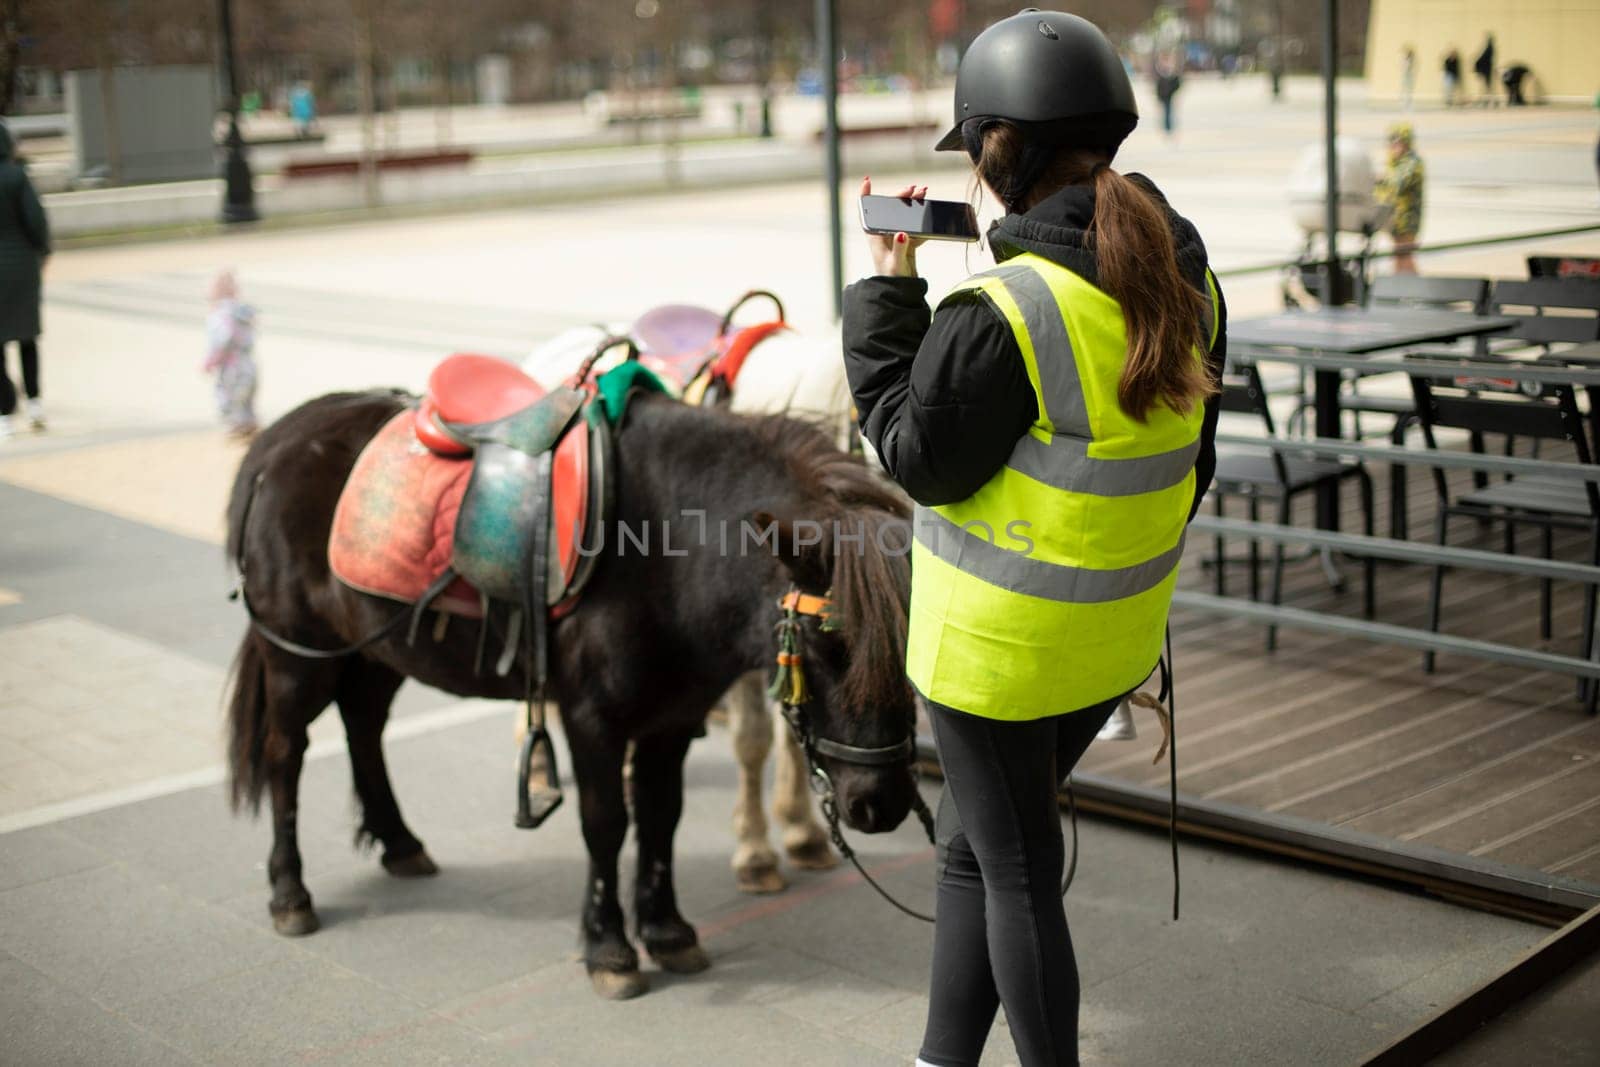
[858,194,980,242]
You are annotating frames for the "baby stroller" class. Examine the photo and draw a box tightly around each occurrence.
[1276,137,1394,435]
[1282,136,1393,312]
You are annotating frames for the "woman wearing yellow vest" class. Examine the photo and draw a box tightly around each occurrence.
[843,12,1225,1067]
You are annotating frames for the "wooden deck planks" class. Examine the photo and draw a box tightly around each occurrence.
[1293,711,1600,827]
[1087,436,1600,891]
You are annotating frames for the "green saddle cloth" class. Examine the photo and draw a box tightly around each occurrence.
[594,361,671,425]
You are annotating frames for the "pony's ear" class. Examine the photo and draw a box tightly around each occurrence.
[750,509,830,589]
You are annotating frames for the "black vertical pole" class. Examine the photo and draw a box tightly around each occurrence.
[1321,0,1339,297]
[756,1,774,138]
[218,0,258,223]
[818,0,843,320]
[1315,0,1340,529]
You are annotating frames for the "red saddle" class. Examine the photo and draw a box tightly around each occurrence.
[331,354,595,618]
[414,353,550,455]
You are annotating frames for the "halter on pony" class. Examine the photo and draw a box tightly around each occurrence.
[769,586,938,923]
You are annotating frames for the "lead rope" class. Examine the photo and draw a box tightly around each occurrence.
[1165,626,1180,922]
[818,780,936,924]
[786,706,935,925]
[772,594,936,924]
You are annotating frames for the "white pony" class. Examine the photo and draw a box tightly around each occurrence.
[523,311,854,893]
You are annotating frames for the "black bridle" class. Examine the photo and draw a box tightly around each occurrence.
[772,591,1184,925]
[770,588,937,923]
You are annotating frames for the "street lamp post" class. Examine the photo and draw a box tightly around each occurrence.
[816,0,842,320]
[217,0,258,223]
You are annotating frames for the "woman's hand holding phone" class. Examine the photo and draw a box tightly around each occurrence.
[861,177,928,279]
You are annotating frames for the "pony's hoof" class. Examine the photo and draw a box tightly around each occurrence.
[383,849,439,878]
[786,838,838,871]
[590,968,650,1000]
[273,907,320,937]
[651,944,711,974]
[735,859,787,895]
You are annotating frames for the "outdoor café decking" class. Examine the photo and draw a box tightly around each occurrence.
[1082,461,1600,892]
[1070,283,1600,924]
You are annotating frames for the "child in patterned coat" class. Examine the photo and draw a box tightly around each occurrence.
[204,270,258,436]
[1375,122,1425,275]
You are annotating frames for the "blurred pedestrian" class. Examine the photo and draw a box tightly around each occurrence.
[1501,64,1531,107]
[204,270,259,436]
[1375,122,1425,275]
[1475,34,1496,105]
[1442,48,1462,107]
[289,81,317,139]
[0,120,50,441]
[850,11,1225,1066]
[1400,45,1416,111]
[1154,52,1182,138]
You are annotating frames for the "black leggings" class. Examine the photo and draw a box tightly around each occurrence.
[920,695,1119,1067]
[0,339,40,415]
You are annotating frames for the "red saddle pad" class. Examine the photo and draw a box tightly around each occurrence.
[330,411,482,615]
[330,408,592,618]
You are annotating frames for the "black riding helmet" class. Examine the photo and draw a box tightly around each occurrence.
[934,9,1138,157]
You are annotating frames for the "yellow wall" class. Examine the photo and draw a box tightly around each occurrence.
[1366,0,1600,103]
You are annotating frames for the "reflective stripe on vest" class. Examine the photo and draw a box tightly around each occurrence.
[913,510,1189,603]
[904,254,1216,720]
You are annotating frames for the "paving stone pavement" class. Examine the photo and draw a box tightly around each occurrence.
[0,481,460,827]
[0,428,249,545]
[0,707,1548,1066]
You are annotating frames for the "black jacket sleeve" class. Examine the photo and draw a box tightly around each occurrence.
[842,275,1037,507]
[1190,274,1228,521]
[842,269,1227,521]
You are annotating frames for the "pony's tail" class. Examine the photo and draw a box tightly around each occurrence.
[226,635,270,814]
[224,417,274,815]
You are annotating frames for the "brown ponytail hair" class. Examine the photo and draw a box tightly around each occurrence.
[975,123,1215,421]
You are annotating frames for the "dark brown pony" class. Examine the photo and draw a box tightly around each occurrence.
[224,388,916,998]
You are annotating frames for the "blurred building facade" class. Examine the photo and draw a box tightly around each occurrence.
[1365,0,1600,103]
[2,0,1383,121]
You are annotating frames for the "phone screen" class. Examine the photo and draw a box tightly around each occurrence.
[858,195,980,242]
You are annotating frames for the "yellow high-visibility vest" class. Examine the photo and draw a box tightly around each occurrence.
[906,253,1219,720]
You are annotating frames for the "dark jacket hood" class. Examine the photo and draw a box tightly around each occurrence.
[987,174,1210,293]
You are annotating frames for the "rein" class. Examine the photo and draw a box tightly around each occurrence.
[231,472,434,659]
[770,587,938,924]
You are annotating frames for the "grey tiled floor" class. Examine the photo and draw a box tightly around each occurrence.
[0,709,1545,1066]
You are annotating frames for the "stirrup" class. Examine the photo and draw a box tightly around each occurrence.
[515,723,565,829]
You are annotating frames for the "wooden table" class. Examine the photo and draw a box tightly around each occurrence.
[1229,307,1516,529]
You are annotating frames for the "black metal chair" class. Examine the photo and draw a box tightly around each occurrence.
[1484,278,1600,353]
[1475,277,1600,475]
[1211,363,1376,651]
[1344,275,1493,538]
[1367,274,1492,312]
[1409,369,1600,711]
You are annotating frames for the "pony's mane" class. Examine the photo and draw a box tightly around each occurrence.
[747,414,912,715]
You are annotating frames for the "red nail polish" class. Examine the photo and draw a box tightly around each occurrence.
[897,233,906,244]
